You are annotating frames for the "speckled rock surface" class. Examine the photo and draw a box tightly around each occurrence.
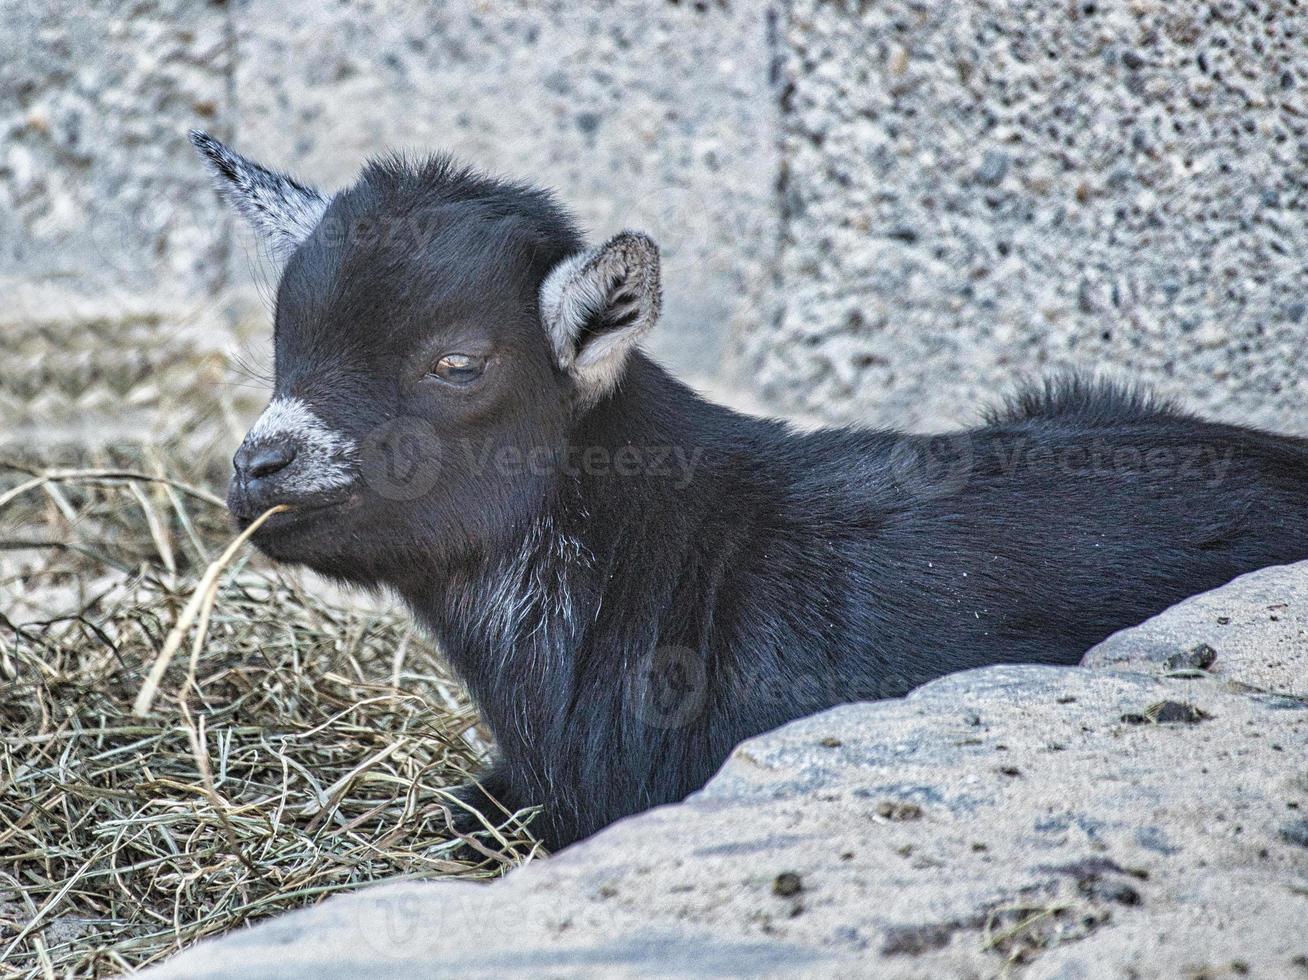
[146,652,1308,978]
[3,0,776,447]
[1084,560,1308,697]
[743,0,1308,433]
[0,0,234,447]
[9,0,1308,449]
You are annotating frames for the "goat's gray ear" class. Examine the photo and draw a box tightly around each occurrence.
[189,130,328,261]
[540,231,661,402]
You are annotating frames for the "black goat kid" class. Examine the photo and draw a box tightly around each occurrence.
[193,132,1308,849]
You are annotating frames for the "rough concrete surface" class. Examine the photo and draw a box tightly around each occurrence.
[147,565,1308,979]
[2,0,777,447]
[0,0,234,446]
[1085,560,1308,697]
[7,0,1306,448]
[744,0,1308,433]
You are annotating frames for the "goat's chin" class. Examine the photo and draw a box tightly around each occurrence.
[248,530,323,566]
[232,495,362,568]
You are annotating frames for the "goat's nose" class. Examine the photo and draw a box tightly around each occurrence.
[234,443,297,480]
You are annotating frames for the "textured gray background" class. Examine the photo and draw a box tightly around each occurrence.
[1,0,777,449]
[2,0,1305,448]
[745,0,1308,432]
[1,0,234,448]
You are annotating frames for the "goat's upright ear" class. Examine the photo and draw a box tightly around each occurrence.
[189,130,328,261]
[540,231,661,403]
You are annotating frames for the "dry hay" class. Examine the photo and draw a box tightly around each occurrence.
[0,457,540,977]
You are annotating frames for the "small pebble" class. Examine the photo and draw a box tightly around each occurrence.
[773,871,803,897]
[875,800,923,822]
[1280,819,1308,849]
[976,150,1009,185]
[1163,643,1217,672]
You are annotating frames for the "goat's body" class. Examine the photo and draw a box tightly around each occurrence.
[199,135,1308,852]
[404,357,1308,848]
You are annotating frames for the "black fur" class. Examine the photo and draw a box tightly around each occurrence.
[201,142,1308,850]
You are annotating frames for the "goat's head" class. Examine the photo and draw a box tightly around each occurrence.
[191,132,661,582]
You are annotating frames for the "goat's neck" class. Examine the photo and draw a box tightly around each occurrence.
[409,354,750,746]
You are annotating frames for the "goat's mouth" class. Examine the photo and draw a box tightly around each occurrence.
[229,489,361,542]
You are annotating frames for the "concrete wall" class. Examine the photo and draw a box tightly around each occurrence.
[741,0,1308,433]
[1,0,234,448]
[3,0,1305,451]
[1,0,777,449]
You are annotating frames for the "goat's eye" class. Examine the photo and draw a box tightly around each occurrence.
[429,353,485,384]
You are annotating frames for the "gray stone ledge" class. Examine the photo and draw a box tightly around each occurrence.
[147,565,1308,979]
